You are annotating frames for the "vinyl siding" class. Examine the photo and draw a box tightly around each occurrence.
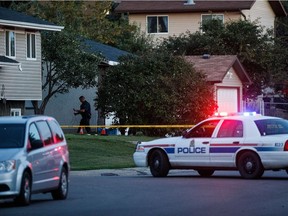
[0,30,42,100]
[130,12,241,40]
[242,0,275,31]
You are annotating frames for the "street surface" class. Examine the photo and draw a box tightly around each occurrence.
[1,168,288,216]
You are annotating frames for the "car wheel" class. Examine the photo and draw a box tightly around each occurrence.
[197,169,214,177]
[15,171,31,206]
[237,152,264,179]
[51,167,68,200]
[149,149,170,177]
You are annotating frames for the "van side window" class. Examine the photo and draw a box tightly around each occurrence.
[36,121,53,145]
[29,123,43,149]
[48,120,64,143]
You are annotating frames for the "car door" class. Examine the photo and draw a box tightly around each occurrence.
[35,120,56,189]
[210,119,245,167]
[175,119,220,167]
[27,122,46,192]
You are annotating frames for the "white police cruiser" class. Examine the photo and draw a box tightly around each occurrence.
[133,113,288,179]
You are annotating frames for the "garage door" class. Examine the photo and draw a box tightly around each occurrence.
[217,88,238,113]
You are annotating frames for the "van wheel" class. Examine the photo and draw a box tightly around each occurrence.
[237,152,264,179]
[197,169,214,177]
[15,171,31,206]
[51,167,68,200]
[149,150,170,177]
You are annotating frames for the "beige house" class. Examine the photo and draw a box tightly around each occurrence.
[115,0,287,41]
[185,55,252,113]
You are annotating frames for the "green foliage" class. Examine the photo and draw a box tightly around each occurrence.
[162,19,287,98]
[96,49,217,134]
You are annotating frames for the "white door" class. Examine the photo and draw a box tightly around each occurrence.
[217,88,238,113]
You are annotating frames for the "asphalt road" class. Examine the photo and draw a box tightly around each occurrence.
[1,168,288,216]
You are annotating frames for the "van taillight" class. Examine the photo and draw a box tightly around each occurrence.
[284,140,288,151]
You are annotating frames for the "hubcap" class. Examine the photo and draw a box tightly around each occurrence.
[245,161,253,171]
[61,173,68,195]
[24,177,30,201]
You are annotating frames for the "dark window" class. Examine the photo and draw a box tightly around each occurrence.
[217,120,243,138]
[147,16,168,33]
[6,31,15,57]
[36,121,53,145]
[47,120,64,143]
[255,119,288,136]
[0,124,25,148]
[29,123,43,149]
[27,33,36,59]
[185,120,220,138]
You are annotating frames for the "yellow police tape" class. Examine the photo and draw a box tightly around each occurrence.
[61,125,194,129]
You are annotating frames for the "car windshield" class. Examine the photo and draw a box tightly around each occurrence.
[254,119,288,136]
[0,124,25,148]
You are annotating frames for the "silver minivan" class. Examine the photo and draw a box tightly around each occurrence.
[0,116,70,205]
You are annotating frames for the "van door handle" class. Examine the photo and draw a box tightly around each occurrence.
[233,141,240,144]
[42,152,50,156]
[202,141,209,144]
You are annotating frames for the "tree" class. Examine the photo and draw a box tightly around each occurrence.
[11,2,101,114]
[161,19,283,98]
[96,49,217,135]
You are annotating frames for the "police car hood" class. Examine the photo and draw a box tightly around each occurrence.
[0,148,21,161]
[143,136,181,145]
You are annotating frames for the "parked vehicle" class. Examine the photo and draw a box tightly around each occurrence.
[134,113,288,179]
[0,116,70,205]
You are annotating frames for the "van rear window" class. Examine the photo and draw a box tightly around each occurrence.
[0,124,25,148]
[254,119,288,136]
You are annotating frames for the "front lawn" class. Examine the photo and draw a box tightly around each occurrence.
[65,134,156,170]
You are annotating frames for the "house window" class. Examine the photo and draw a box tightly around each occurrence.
[27,33,36,59]
[201,14,224,31]
[5,31,16,57]
[202,14,224,24]
[10,108,21,116]
[147,16,168,33]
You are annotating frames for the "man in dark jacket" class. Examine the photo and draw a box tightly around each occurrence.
[74,96,91,134]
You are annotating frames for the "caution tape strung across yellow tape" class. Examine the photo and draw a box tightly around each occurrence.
[61,125,194,129]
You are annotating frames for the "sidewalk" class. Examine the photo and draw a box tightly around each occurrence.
[71,167,196,177]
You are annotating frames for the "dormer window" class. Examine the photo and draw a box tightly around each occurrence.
[147,15,168,34]
[27,33,36,59]
[5,31,15,57]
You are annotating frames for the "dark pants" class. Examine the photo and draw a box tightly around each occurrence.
[77,118,91,133]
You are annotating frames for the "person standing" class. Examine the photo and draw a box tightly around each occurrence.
[74,96,91,134]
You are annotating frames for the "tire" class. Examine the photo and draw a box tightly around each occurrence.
[197,169,214,177]
[149,149,170,177]
[237,152,264,179]
[51,167,69,200]
[15,171,31,206]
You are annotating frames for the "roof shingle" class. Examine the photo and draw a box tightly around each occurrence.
[115,0,255,14]
[184,55,252,84]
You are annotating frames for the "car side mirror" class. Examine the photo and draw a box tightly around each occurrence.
[182,130,188,138]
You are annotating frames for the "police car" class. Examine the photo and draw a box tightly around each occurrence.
[133,113,288,179]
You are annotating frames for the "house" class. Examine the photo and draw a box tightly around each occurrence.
[115,0,287,41]
[42,39,130,129]
[0,7,63,116]
[184,55,252,113]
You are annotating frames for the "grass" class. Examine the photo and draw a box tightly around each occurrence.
[65,134,157,170]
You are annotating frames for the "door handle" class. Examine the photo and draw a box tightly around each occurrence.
[233,141,240,144]
[202,141,209,144]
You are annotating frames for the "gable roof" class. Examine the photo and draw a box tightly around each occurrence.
[115,0,286,17]
[184,55,252,84]
[0,7,63,31]
[115,0,255,14]
[0,56,19,66]
[84,39,130,65]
